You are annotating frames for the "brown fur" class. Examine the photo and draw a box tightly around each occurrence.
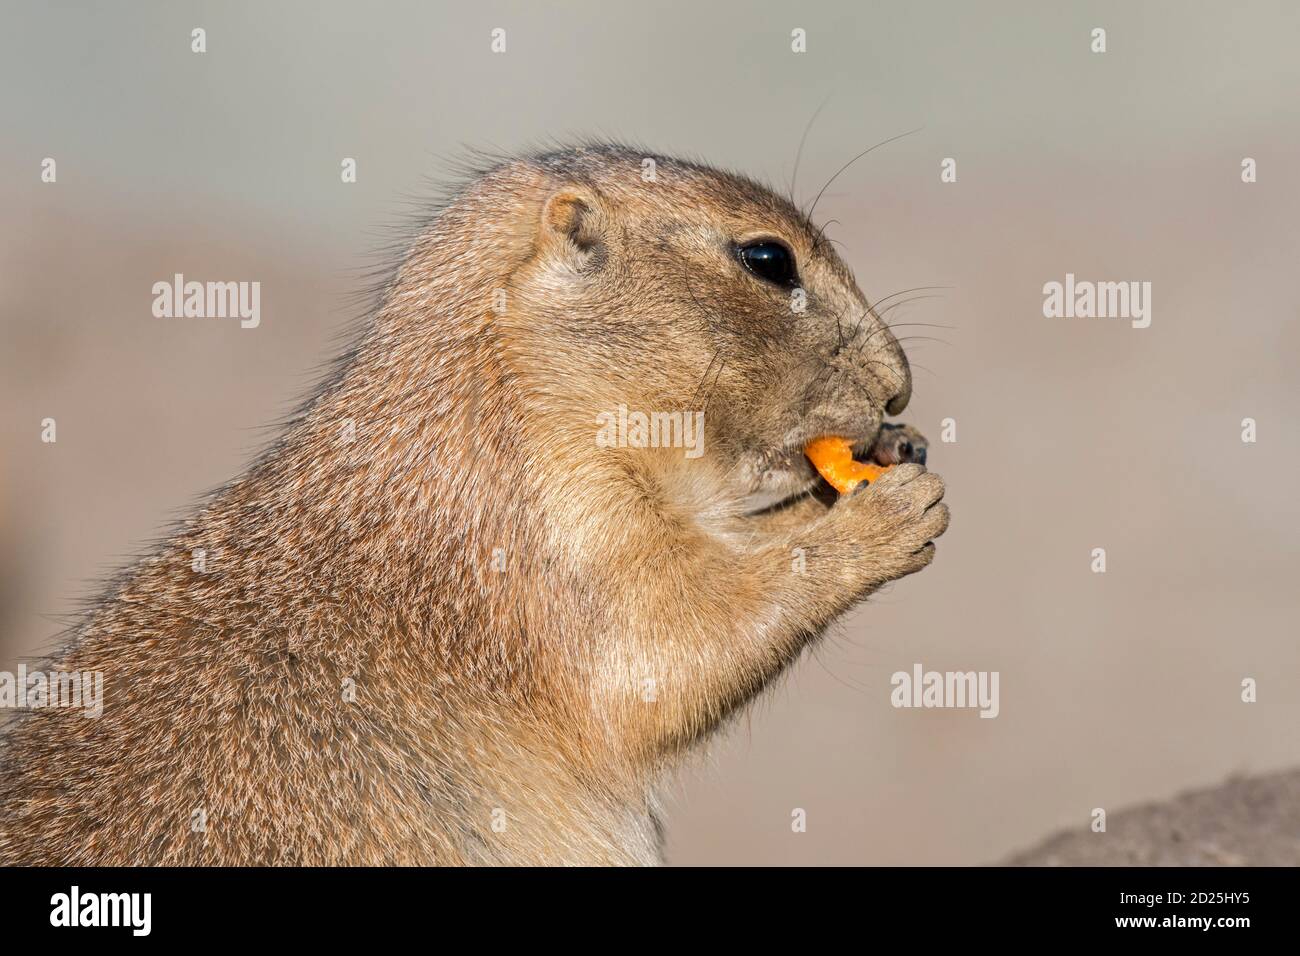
[0,144,947,865]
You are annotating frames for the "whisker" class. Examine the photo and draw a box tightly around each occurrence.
[892,335,953,346]
[877,320,958,331]
[876,294,946,316]
[811,218,840,253]
[806,127,924,220]
[789,94,833,205]
[866,285,952,312]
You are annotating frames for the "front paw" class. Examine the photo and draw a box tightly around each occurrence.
[839,463,949,581]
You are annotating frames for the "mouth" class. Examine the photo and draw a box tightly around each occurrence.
[738,419,929,517]
[737,427,880,517]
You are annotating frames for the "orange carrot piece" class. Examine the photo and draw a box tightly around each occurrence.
[804,436,892,494]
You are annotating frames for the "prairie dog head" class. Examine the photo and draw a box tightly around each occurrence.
[459,146,914,518]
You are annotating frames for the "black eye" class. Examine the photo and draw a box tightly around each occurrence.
[737,240,798,287]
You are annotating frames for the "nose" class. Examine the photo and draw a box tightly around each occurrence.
[885,378,912,415]
[876,326,913,415]
[848,297,913,414]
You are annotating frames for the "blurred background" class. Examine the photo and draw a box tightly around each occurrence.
[2,0,1298,864]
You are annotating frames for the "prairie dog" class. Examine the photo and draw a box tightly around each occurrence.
[0,144,947,865]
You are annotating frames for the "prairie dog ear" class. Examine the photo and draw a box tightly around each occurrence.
[538,187,607,270]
